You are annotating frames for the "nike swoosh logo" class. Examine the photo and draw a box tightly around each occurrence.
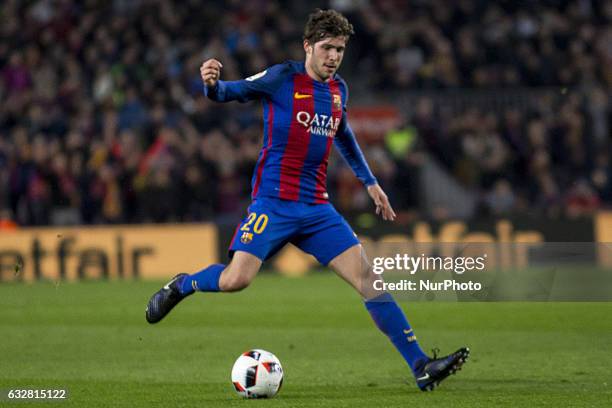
[416,373,430,381]
[163,276,179,290]
[294,92,311,99]
[403,329,413,334]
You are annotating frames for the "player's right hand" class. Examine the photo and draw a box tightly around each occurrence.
[200,59,223,87]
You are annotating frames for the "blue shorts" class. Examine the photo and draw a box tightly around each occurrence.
[229,197,359,265]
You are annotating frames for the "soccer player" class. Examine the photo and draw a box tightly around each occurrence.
[146,9,468,391]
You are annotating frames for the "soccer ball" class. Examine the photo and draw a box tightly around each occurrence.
[231,349,283,398]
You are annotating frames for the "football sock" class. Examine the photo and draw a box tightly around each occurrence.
[364,292,428,375]
[179,264,225,295]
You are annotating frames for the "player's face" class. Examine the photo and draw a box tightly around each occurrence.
[304,36,347,82]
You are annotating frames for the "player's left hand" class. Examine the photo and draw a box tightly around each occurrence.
[367,184,396,221]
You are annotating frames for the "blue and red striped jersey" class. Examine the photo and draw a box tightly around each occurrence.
[204,61,376,204]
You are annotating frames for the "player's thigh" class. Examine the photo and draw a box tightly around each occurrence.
[219,250,263,291]
[328,244,382,300]
[293,204,359,266]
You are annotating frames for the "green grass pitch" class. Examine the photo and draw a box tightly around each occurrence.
[1,273,611,407]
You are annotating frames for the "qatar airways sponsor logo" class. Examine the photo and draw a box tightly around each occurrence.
[296,111,340,138]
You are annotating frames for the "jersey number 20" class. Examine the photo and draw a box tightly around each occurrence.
[240,213,269,234]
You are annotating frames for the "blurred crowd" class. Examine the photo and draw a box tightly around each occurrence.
[0,0,610,227]
[342,0,612,89]
[384,91,611,220]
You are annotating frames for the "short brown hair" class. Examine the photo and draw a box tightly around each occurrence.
[303,9,354,44]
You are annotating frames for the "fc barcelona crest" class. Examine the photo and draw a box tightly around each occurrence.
[333,94,341,110]
[240,232,253,244]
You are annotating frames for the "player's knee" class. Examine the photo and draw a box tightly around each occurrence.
[357,260,380,297]
[220,251,261,292]
[362,259,373,277]
[230,274,252,291]
[220,273,252,292]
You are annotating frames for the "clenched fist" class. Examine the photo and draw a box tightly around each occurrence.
[200,59,223,87]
